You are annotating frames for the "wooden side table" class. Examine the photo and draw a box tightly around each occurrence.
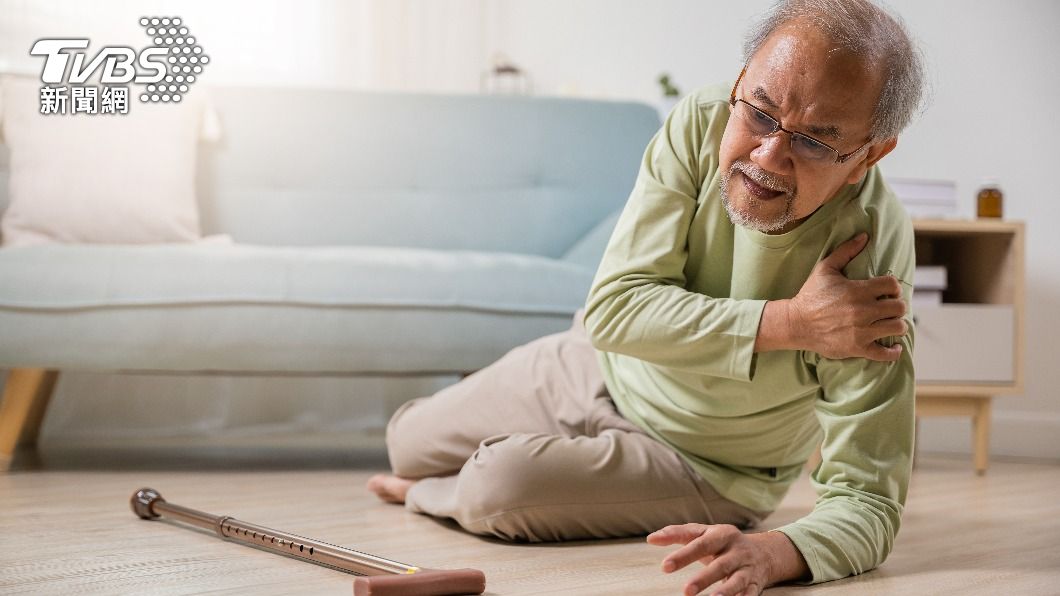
[912,219,1025,475]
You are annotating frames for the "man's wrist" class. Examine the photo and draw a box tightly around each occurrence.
[755,299,799,353]
[758,530,812,585]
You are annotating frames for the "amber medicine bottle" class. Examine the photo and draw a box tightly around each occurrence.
[977,180,1003,218]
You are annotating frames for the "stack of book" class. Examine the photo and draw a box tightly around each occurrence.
[887,178,958,219]
[913,265,947,306]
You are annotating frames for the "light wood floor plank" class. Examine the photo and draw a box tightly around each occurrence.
[1,453,1058,595]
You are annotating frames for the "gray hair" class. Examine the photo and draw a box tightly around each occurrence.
[742,0,926,141]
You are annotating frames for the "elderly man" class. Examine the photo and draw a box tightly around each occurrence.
[368,0,924,593]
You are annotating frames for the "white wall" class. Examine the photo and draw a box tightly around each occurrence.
[0,0,496,91]
[2,1,1057,459]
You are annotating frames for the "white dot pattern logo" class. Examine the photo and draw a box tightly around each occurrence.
[139,16,208,103]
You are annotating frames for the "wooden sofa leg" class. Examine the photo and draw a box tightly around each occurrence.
[0,369,59,472]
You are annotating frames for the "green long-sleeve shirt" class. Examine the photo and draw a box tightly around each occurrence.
[583,83,916,585]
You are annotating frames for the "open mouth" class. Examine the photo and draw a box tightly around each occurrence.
[740,171,785,200]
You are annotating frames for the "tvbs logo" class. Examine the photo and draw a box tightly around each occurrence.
[31,17,208,115]
[32,39,168,85]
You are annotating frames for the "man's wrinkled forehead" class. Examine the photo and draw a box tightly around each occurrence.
[742,25,880,140]
[749,85,843,141]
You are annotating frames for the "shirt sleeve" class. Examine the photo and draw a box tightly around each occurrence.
[582,92,767,382]
[772,220,917,584]
[773,334,915,584]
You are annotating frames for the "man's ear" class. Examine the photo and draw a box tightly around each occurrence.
[845,137,898,185]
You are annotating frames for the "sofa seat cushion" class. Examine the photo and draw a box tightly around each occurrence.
[0,244,594,373]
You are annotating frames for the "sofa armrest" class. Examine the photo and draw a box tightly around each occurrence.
[560,209,622,272]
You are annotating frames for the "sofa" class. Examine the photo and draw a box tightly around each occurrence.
[0,87,662,467]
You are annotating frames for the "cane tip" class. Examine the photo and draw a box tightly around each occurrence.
[130,487,164,519]
[353,568,485,596]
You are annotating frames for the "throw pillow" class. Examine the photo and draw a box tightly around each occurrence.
[0,74,220,246]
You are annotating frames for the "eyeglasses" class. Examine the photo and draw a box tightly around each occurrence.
[728,66,871,164]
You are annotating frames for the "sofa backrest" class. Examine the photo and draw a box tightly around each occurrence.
[198,87,660,258]
[0,87,661,258]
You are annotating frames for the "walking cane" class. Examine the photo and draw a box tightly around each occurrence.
[131,488,486,596]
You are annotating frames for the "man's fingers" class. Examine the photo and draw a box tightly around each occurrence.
[684,556,746,596]
[662,535,719,574]
[657,538,716,572]
[659,526,743,574]
[707,568,762,596]
[819,232,868,272]
[691,559,758,593]
[647,523,709,547]
[870,317,908,338]
[863,341,903,362]
[865,274,904,299]
[872,298,908,321]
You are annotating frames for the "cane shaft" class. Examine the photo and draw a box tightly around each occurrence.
[214,516,417,576]
[139,490,418,576]
[152,500,223,533]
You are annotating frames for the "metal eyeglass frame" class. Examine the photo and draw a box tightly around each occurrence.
[728,66,872,164]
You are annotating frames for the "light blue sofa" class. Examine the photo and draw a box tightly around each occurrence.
[0,88,661,464]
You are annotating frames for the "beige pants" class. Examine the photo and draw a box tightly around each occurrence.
[385,308,770,542]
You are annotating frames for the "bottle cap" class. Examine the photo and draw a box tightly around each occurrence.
[979,177,1000,189]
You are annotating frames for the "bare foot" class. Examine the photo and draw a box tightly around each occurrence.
[366,473,417,504]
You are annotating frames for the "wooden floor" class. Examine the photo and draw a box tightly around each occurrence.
[1,450,1058,595]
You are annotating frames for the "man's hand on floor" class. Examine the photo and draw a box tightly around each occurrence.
[647,523,809,596]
